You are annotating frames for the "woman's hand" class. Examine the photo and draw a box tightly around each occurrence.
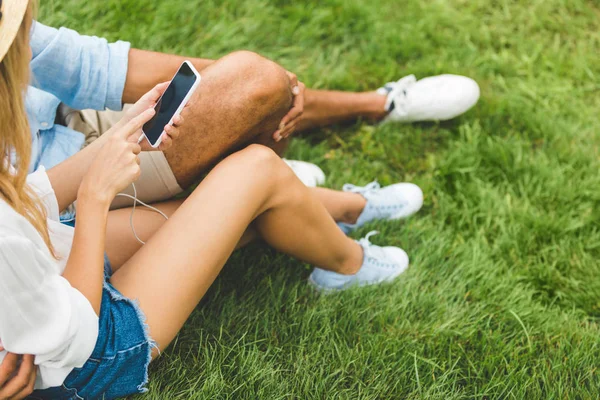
[118,82,185,152]
[0,346,36,400]
[47,83,186,213]
[79,108,155,205]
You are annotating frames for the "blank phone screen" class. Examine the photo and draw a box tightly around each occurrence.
[142,62,197,145]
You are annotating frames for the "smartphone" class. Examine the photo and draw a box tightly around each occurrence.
[141,61,201,148]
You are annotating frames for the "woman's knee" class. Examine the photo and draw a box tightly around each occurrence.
[234,144,294,182]
[237,144,284,168]
[204,144,300,213]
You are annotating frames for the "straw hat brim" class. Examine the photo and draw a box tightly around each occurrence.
[0,0,29,62]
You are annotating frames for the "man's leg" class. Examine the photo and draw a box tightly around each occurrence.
[296,89,388,132]
[282,74,480,137]
[127,50,479,141]
[163,51,293,188]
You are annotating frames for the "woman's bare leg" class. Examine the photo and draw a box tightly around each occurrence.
[310,187,367,225]
[105,188,366,272]
[105,200,257,271]
[108,145,363,355]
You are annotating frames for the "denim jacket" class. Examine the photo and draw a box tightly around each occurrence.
[27,22,131,171]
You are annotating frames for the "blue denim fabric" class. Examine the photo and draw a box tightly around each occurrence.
[28,256,155,400]
[26,21,130,172]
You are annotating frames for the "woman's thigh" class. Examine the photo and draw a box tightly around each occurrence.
[105,199,257,273]
[105,199,184,272]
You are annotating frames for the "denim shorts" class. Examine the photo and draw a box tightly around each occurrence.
[28,256,155,400]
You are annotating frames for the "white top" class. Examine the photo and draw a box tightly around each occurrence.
[0,168,98,390]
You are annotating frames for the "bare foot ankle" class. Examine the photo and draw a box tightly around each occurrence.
[337,240,364,275]
[340,193,367,224]
[365,92,389,121]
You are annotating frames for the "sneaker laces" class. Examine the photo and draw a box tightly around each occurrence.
[342,181,381,195]
[358,230,385,261]
[342,181,408,223]
[380,75,417,113]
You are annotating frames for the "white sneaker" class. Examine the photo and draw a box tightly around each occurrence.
[309,231,409,292]
[378,74,480,123]
[337,181,424,234]
[283,159,326,187]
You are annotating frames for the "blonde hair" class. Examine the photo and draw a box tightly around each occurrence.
[0,0,56,257]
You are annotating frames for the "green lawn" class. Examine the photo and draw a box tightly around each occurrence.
[40,0,600,398]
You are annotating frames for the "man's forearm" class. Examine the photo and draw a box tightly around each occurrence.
[122,48,215,103]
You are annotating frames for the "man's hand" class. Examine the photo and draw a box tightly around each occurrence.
[273,71,306,142]
[0,347,36,400]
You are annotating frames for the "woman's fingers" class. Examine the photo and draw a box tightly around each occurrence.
[172,114,184,127]
[159,134,173,151]
[164,124,180,139]
[12,367,36,400]
[141,81,170,104]
[158,122,181,151]
[0,353,34,400]
[0,352,18,387]
[119,108,156,139]
[155,81,170,94]
[11,355,35,400]
[129,142,142,155]
[127,107,185,152]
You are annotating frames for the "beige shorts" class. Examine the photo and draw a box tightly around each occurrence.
[58,104,183,209]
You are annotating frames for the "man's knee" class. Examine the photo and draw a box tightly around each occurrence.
[223,51,292,114]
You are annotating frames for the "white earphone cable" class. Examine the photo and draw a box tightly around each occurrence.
[114,182,169,245]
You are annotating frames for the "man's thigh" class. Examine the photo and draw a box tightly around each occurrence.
[161,51,292,188]
[61,105,183,209]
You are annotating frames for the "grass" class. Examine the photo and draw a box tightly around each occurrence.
[40,0,600,398]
